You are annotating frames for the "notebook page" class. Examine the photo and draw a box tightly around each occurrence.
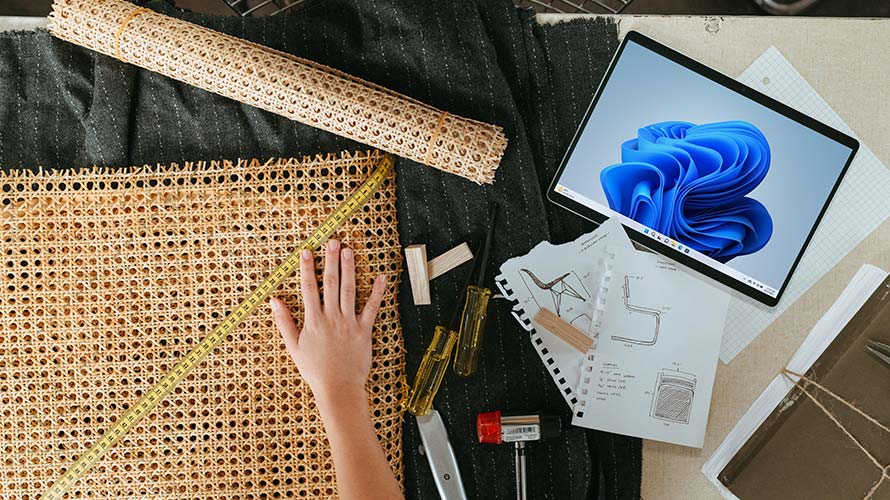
[572,246,730,448]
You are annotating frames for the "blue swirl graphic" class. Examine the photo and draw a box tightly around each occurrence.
[601,121,773,263]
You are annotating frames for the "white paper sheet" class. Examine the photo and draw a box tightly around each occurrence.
[721,47,890,362]
[495,218,633,409]
[572,246,730,448]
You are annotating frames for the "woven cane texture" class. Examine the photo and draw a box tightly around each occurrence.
[0,150,405,498]
[47,0,507,185]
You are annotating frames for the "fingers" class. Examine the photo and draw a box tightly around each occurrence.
[323,240,340,314]
[270,297,300,353]
[359,274,387,329]
[339,246,356,316]
[299,249,321,321]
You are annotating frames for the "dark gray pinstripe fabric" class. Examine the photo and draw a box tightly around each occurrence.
[0,1,640,497]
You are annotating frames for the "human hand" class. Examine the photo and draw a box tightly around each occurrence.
[270,239,386,403]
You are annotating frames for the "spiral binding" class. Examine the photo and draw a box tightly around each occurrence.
[495,275,579,408]
[573,249,615,419]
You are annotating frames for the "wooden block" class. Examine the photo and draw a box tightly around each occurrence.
[532,308,594,353]
[427,242,474,280]
[405,244,431,305]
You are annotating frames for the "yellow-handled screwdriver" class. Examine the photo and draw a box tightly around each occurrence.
[403,249,478,416]
[453,204,498,377]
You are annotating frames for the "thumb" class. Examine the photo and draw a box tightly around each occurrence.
[270,297,300,354]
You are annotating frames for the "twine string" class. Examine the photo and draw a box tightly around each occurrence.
[114,7,150,63]
[781,368,889,499]
[864,466,890,500]
[424,112,449,165]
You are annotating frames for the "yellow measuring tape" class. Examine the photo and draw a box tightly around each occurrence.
[41,154,395,500]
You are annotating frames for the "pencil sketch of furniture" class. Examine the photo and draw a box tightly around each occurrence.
[610,275,662,346]
[569,312,592,327]
[519,269,588,316]
[650,369,696,424]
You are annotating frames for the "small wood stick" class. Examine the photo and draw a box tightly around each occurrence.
[533,308,594,353]
[427,242,474,280]
[405,244,431,305]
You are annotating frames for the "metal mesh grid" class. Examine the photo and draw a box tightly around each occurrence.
[220,0,636,16]
[515,0,634,14]
[221,0,305,16]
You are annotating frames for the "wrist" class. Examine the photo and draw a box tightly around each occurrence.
[313,382,369,414]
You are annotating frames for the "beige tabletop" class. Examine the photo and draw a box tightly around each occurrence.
[540,13,890,500]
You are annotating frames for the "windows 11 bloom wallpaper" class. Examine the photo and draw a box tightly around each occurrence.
[600,121,773,263]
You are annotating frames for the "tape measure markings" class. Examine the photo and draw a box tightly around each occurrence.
[42,154,394,500]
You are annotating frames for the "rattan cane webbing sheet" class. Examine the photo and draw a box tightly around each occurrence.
[47,0,507,185]
[0,151,405,498]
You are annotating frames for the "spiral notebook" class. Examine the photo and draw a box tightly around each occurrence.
[495,218,632,409]
[572,246,730,447]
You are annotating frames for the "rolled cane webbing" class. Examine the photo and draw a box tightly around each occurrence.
[48,0,508,185]
[0,151,405,497]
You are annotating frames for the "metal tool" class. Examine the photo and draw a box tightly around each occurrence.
[477,410,562,500]
[453,204,498,377]
[866,339,890,368]
[41,155,395,500]
[416,409,468,500]
[403,251,477,416]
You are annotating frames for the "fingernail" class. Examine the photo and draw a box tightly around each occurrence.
[269,298,281,312]
[342,247,353,260]
[328,239,338,251]
[301,249,311,260]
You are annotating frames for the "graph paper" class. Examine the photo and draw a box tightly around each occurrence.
[720,47,890,362]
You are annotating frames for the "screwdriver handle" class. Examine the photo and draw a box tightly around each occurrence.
[453,285,492,377]
[403,326,458,416]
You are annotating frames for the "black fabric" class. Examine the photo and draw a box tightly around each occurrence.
[0,1,640,498]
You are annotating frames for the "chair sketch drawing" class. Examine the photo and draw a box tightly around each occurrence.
[650,369,696,424]
[519,269,586,316]
[611,275,662,346]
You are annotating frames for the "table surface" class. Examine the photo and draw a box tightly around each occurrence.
[4,13,889,500]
